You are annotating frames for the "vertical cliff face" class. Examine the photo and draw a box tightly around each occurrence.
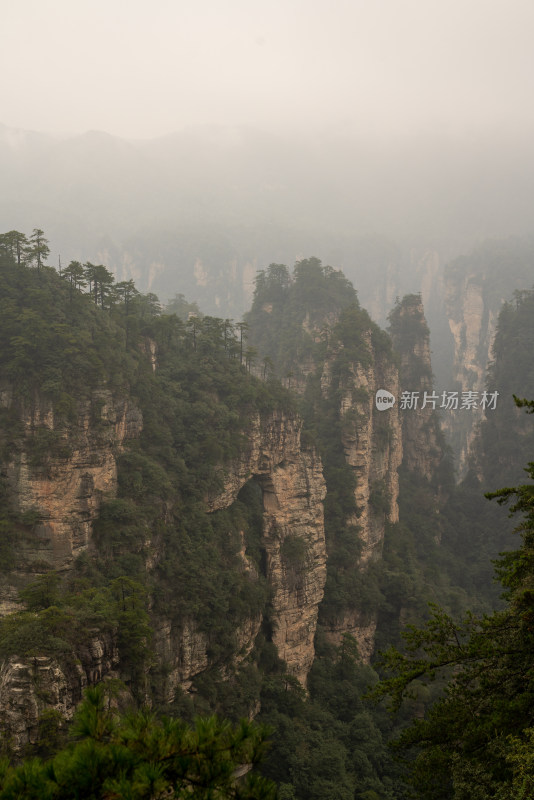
[470,288,534,490]
[1,366,326,728]
[439,240,534,478]
[355,240,534,481]
[260,448,326,684]
[318,329,403,662]
[0,633,120,754]
[320,296,447,660]
[3,390,143,574]
[245,264,408,663]
[1,403,326,746]
[443,275,498,476]
[155,412,327,697]
[204,412,327,687]
[389,295,443,483]
[332,337,402,564]
[0,387,144,749]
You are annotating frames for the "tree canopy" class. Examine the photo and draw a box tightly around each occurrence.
[374,397,534,799]
[0,685,276,799]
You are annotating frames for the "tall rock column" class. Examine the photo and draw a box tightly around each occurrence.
[389,294,443,482]
[320,328,403,662]
[259,449,326,684]
[204,411,327,686]
[337,341,402,565]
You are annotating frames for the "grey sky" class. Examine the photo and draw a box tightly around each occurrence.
[3,0,534,140]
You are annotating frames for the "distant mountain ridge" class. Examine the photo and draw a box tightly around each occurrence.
[2,120,534,315]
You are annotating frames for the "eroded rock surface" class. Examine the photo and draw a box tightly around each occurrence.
[320,331,402,660]
[5,390,142,572]
[0,633,119,753]
[156,410,327,697]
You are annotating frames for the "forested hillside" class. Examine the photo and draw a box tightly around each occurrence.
[437,237,534,475]
[375,398,534,800]
[474,287,534,487]
[0,232,530,799]
[0,233,401,797]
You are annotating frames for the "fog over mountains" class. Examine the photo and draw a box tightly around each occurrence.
[2,120,534,317]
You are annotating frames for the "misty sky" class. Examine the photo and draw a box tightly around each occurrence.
[3,0,534,140]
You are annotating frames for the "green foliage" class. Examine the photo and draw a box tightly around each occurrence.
[25,427,73,468]
[477,289,534,486]
[258,634,401,799]
[332,304,374,368]
[280,535,307,567]
[0,685,276,799]
[0,575,152,699]
[0,231,29,266]
[0,244,136,402]
[107,308,292,662]
[245,258,359,381]
[33,709,67,761]
[369,481,390,515]
[387,295,432,382]
[0,230,294,700]
[164,292,202,320]
[0,607,72,659]
[0,473,29,573]
[373,399,534,799]
[27,228,50,271]
[19,573,61,610]
[4,231,526,800]
[374,457,508,664]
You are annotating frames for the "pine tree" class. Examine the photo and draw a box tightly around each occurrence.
[0,685,277,799]
[0,231,28,265]
[374,397,534,799]
[27,228,50,271]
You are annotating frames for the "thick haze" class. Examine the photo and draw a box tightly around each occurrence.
[3,0,534,461]
[3,0,534,140]
[2,0,534,336]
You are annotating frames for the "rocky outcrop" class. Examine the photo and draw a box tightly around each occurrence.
[158,411,327,692]
[389,295,443,482]
[154,619,210,700]
[260,448,326,684]
[319,297,444,659]
[0,633,119,754]
[0,385,140,752]
[442,276,498,476]
[324,610,377,664]
[439,241,534,478]
[2,396,325,739]
[3,390,142,573]
[207,412,302,512]
[320,331,403,660]
[155,613,264,704]
[331,336,402,564]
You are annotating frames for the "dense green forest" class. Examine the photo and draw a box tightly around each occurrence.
[375,398,534,800]
[243,258,519,796]
[0,685,277,799]
[0,235,401,798]
[246,262,509,628]
[0,232,532,799]
[475,288,534,487]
